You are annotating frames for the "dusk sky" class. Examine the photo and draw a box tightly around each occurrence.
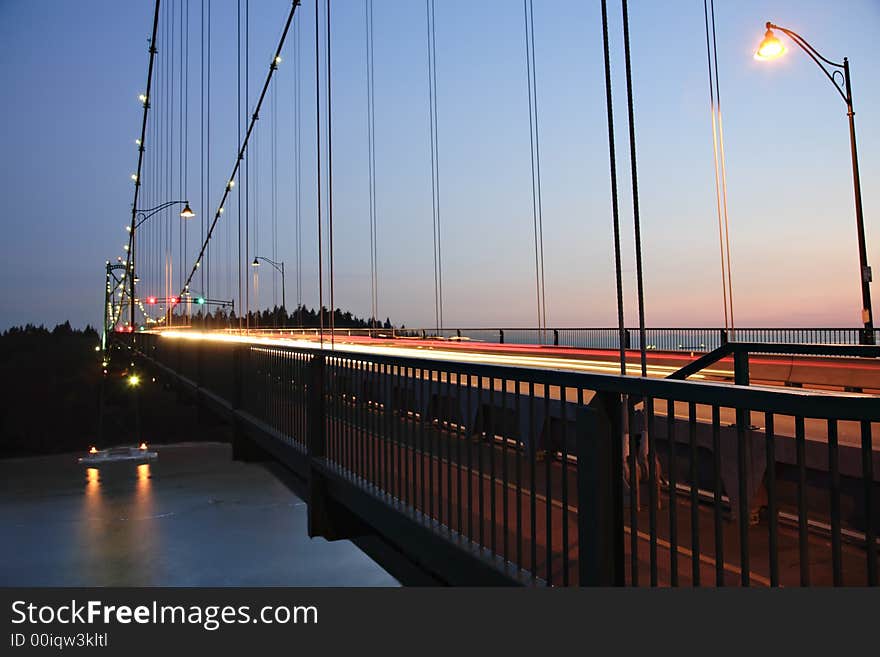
[1,0,878,331]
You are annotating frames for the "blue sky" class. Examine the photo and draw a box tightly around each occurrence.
[1,0,878,331]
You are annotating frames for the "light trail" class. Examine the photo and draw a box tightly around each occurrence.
[156,329,715,379]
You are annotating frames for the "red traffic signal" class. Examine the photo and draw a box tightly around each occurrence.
[145,296,157,305]
[169,296,179,305]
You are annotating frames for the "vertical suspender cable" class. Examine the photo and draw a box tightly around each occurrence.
[524,0,541,339]
[180,0,186,310]
[169,0,175,325]
[272,69,278,314]
[200,0,205,317]
[326,0,335,347]
[179,0,186,296]
[523,0,548,343]
[600,0,627,376]
[621,0,647,377]
[365,0,378,332]
[426,0,438,333]
[703,0,729,335]
[206,0,212,312]
[295,12,303,326]
[253,106,260,320]
[710,0,735,337]
[315,0,324,347]
[177,0,299,309]
[166,2,171,323]
[528,0,547,341]
[180,0,184,306]
[245,0,250,332]
[370,0,378,330]
[432,0,443,332]
[426,0,443,333]
[237,0,243,330]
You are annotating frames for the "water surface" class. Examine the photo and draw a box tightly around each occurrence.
[0,442,398,586]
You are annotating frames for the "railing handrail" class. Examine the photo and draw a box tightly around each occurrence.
[234,340,879,422]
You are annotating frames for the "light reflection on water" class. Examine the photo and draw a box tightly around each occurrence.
[1,444,399,586]
[79,462,158,585]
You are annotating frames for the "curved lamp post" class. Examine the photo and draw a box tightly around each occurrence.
[756,22,874,344]
[127,200,195,330]
[252,256,286,326]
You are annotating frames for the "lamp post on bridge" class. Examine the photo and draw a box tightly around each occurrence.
[755,22,874,345]
[127,200,195,332]
[251,256,286,327]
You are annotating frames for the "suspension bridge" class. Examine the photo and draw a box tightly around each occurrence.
[99,0,879,586]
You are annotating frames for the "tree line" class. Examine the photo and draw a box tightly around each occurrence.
[180,304,395,330]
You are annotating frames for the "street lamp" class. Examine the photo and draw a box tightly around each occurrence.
[755,22,874,345]
[251,256,286,325]
[127,200,195,331]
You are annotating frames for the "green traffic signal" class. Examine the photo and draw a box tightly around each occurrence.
[196,297,206,305]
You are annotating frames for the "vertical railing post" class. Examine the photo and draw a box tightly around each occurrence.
[308,353,341,539]
[733,347,750,386]
[577,406,623,585]
[232,345,244,411]
[499,329,505,344]
[553,329,559,346]
[720,328,729,346]
[307,354,326,460]
[195,338,205,426]
[732,346,754,537]
[231,344,257,462]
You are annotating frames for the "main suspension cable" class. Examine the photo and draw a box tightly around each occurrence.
[123,0,161,331]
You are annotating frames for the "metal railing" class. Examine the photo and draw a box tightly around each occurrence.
[138,333,879,586]
[212,326,879,352]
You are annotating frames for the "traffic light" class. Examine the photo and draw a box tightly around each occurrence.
[146,296,157,305]
[196,297,206,305]
[169,296,179,305]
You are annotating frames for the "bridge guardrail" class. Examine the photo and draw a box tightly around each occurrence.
[134,332,878,586]
[204,325,880,352]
